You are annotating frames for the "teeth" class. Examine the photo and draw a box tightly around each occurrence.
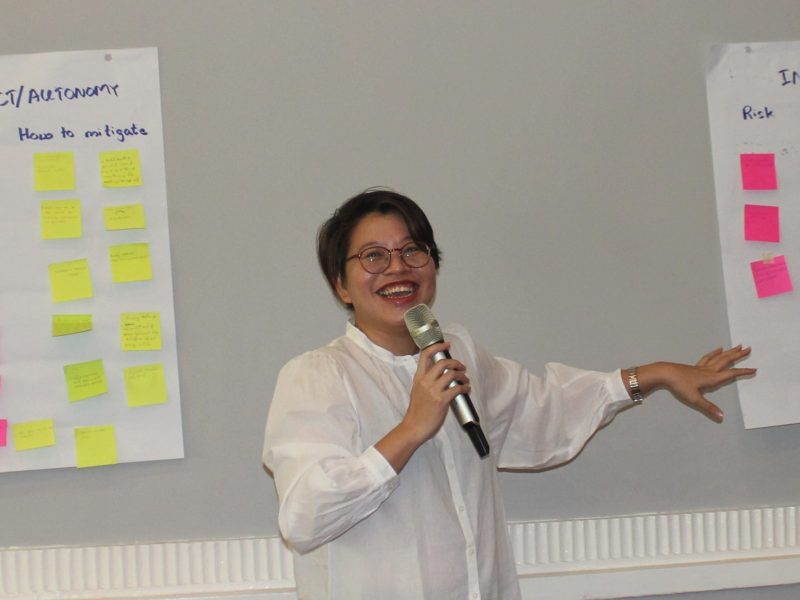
[378,284,414,297]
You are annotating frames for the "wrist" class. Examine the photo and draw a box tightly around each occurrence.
[631,362,673,396]
[396,418,430,449]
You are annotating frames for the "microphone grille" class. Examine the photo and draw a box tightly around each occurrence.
[404,304,444,350]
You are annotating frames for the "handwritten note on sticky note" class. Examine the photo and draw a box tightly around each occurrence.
[13,419,56,451]
[0,419,7,447]
[744,204,780,242]
[41,199,82,239]
[121,312,162,351]
[48,258,93,303]
[52,314,93,336]
[751,255,793,298]
[741,153,778,190]
[124,363,168,407]
[103,203,146,230]
[110,243,152,283]
[74,425,118,468]
[100,149,142,187]
[64,359,108,402]
[34,152,76,191]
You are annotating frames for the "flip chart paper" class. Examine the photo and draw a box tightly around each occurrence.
[110,243,152,283]
[0,420,7,447]
[12,419,56,451]
[64,359,108,402]
[52,314,93,336]
[740,153,778,190]
[100,148,142,187]
[48,258,93,303]
[41,199,82,239]
[103,203,146,230]
[707,42,800,428]
[33,152,76,191]
[744,204,780,242]
[121,312,161,351]
[750,255,793,298]
[74,425,118,468]
[0,47,184,473]
[124,363,167,407]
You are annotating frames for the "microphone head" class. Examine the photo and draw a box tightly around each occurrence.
[404,304,444,350]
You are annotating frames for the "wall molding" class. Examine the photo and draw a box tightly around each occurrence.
[2,505,800,599]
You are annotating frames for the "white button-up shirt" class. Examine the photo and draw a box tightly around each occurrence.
[263,322,632,600]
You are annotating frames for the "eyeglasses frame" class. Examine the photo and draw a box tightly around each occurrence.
[345,241,432,274]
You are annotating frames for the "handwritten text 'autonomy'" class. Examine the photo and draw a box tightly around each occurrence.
[0,83,120,108]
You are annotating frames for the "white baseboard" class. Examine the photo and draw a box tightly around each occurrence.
[2,505,799,599]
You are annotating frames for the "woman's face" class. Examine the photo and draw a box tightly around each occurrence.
[336,212,437,353]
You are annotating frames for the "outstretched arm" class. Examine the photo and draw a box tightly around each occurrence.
[624,345,756,422]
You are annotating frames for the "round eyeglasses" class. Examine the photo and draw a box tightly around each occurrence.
[346,241,432,274]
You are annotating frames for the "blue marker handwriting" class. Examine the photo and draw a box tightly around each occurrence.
[17,123,149,143]
[0,83,120,108]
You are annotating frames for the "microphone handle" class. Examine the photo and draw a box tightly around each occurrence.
[464,423,490,458]
[431,349,490,458]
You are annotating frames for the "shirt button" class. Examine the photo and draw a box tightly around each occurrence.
[458,505,466,513]
[471,593,478,599]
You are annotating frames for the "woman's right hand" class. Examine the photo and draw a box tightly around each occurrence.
[402,342,471,445]
[375,342,471,473]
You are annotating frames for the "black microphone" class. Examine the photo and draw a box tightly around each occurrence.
[404,304,490,458]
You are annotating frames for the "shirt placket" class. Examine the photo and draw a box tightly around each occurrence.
[437,428,482,600]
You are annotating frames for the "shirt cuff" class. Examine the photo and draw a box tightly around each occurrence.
[606,369,636,406]
[362,445,400,488]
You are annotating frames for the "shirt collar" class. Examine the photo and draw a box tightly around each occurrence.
[345,320,419,366]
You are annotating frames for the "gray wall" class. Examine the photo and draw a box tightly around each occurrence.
[2,2,800,596]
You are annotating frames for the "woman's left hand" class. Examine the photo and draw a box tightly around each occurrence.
[633,345,756,422]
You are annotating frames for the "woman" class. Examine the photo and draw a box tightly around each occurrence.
[263,188,754,600]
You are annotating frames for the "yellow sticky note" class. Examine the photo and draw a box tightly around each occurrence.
[48,258,93,303]
[124,363,167,407]
[64,359,108,402]
[52,314,93,336]
[99,149,142,187]
[34,152,76,191]
[110,243,152,283]
[13,419,56,451]
[74,425,118,468]
[41,199,82,239]
[121,312,161,351]
[103,203,146,230]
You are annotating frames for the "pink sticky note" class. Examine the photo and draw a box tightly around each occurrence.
[744,204,780,242]
[0,419,7,447]
[741,153,778,190]
[751,255,793,298]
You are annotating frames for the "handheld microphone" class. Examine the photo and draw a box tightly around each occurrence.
[404,304,490,458]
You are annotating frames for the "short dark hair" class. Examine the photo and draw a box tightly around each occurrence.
[317,188,441,309]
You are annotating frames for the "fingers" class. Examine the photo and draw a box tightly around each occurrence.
[697,345,752,371]
[415,342,470,395]
[418,342,453,367]
[419,342,466,375]
[427,362,470,394]
[712,366,757,386]
[693,395,724,423]
[696,347,723,367]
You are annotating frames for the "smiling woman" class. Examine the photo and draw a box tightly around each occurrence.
[262,188,754,600]
[334,212,437,355]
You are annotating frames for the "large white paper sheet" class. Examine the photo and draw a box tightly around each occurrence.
[707,41,800,429]
[0,48,183,470]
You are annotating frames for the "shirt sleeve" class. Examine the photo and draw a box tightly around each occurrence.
[449,325,633,470]
[262,350,399,554]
